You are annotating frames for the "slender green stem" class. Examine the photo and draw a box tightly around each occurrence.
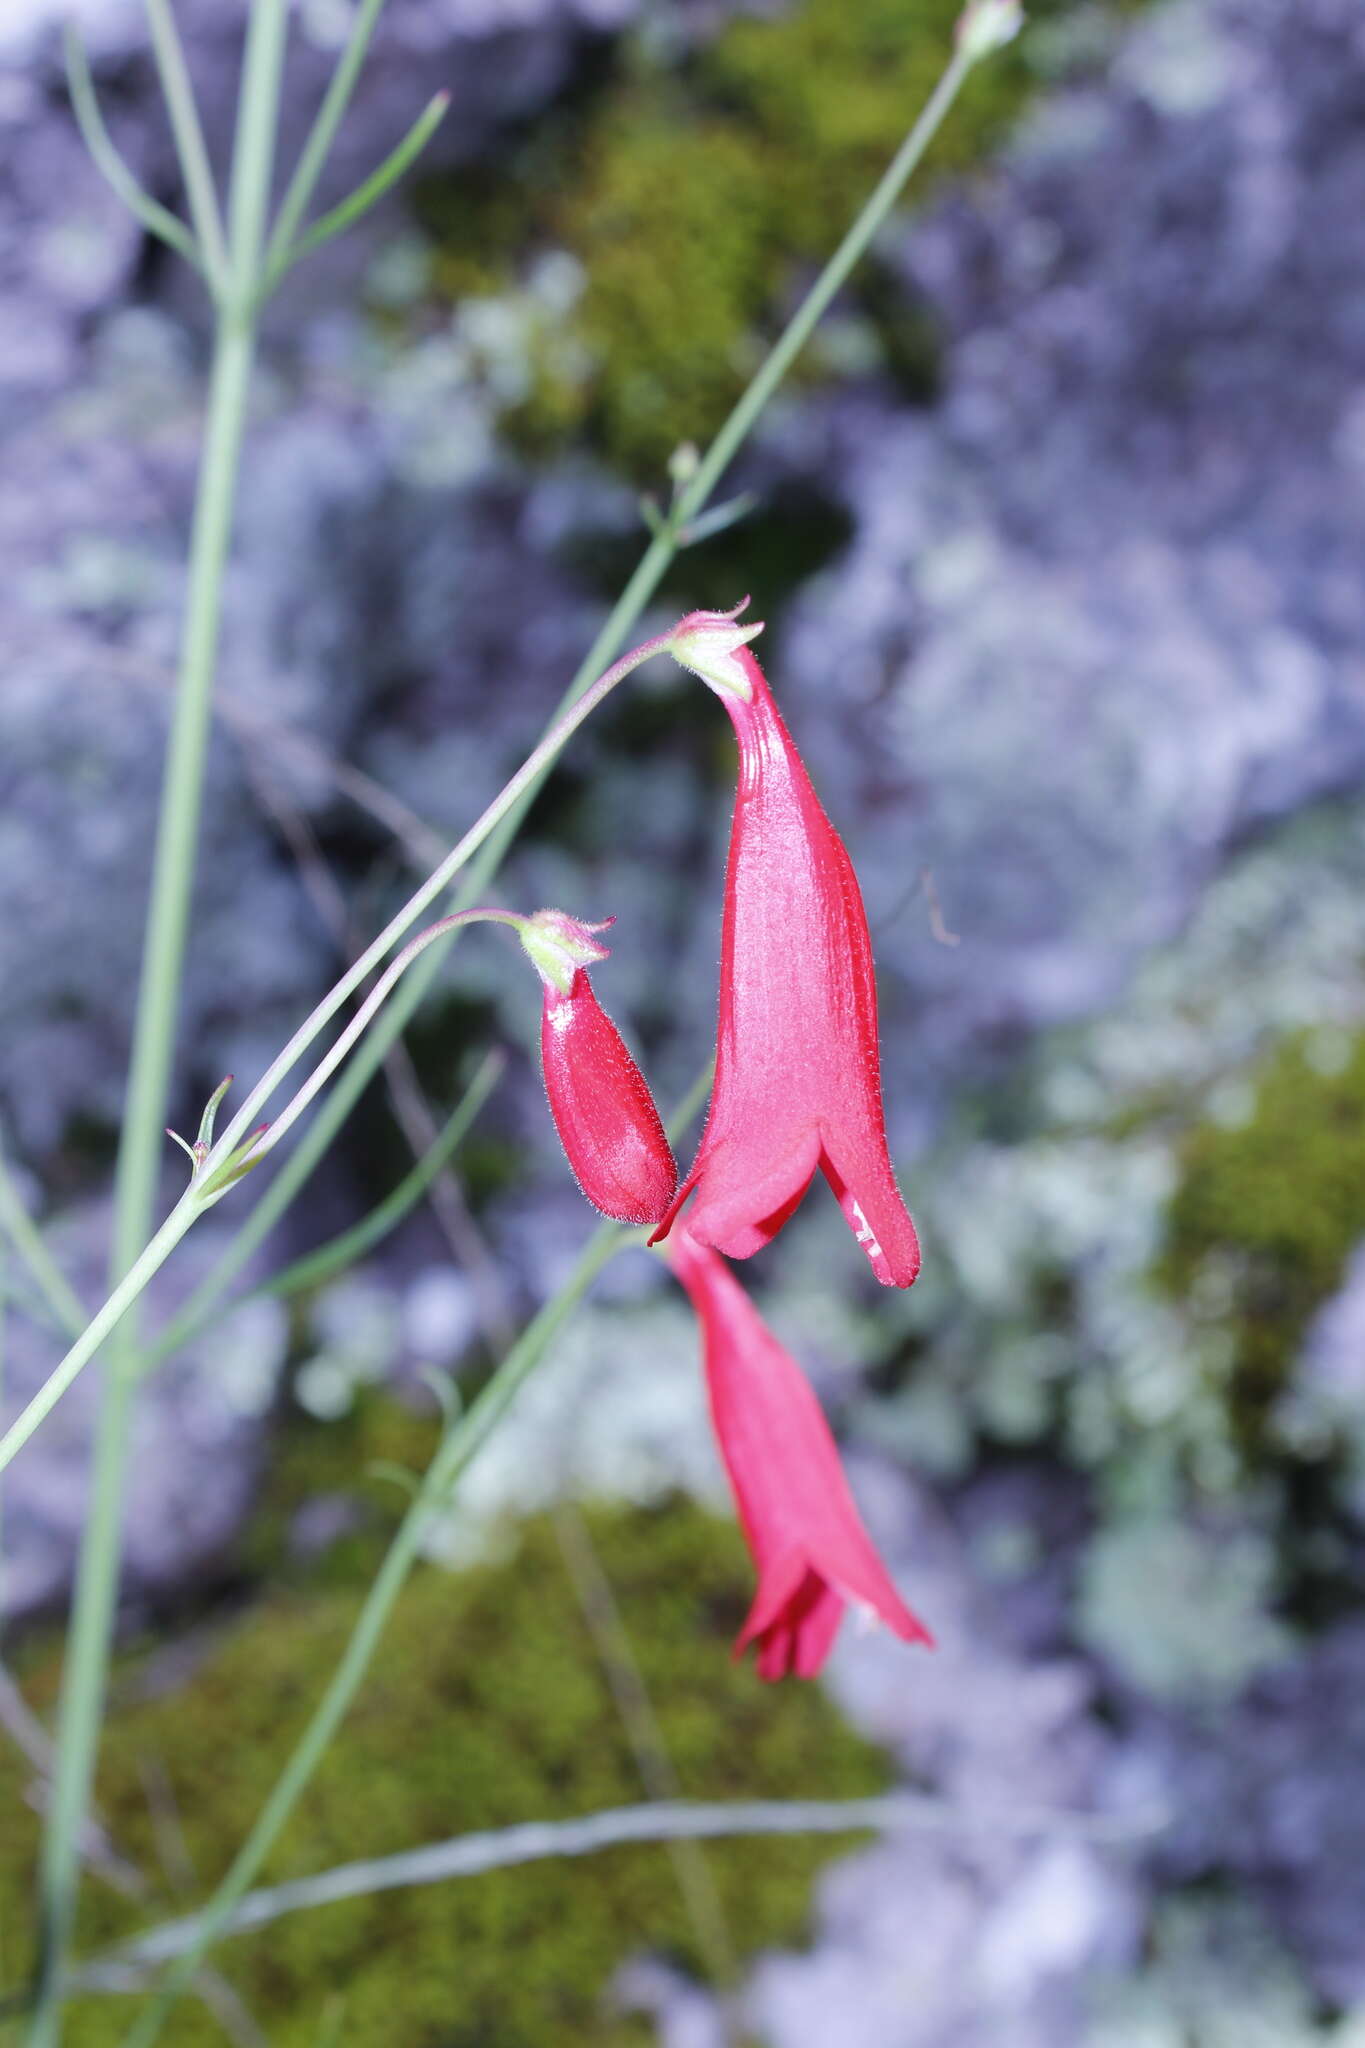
[264,0,391,278]
[30,8,296,2036]
[200,632,673,1177]
[26,337,258,2048]
[0,1198,197,1562]
[237,910,521,1163]
[224,0,290,303]
[122,1219,624,2048]
[45,334,266,2022]
[181,1049,505,1328]
[106,321,257,1303]
[671,35,977,533]
[0,347,255,1499]
[64,28,203,274]
[265,91,451,291]
[143,0,228,289]
[0,1132,85,1341]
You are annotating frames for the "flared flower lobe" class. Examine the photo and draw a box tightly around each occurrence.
[670,1229,932,1680]
[652,631,920,1286]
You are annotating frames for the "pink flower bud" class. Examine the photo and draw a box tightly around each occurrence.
[522,910,678,1227]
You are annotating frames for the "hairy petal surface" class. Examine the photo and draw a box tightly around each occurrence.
[670,1229,932,1680]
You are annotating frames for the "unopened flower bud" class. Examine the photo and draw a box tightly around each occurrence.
[956,0,1024,62]
[668,441,700,488]
[518,909,677,1227]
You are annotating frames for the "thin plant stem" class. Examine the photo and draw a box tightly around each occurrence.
[223,0,291,304]
[214,1049,505,1316]
[264,0,391,277]
[143,0,228,288]
[670,36,977,536]
[71,1790,1168,1982]
[29,306,246,2048]
[171,20,990,1349]
[265,91,451,290]
[104,315,258,1302]
[21,1197,198,2046]
[201,631,674,1176]
[213,908,524,1183]
[64,28,203,274]
[230,911,513,1165]
[29,6,294,2035]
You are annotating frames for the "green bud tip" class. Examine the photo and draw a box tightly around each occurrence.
[956,0,1024,62]
[664,597,765,703]
[518,909,614,995]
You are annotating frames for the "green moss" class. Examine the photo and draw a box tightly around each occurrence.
[0,1496,887,2046]
[1157,1030,1365,1440]
[554,103,776,475]
[415,0,1144,477]
[701,0,1032,252]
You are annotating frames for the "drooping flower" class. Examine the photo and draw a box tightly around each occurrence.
[670,1227,932,1679]
[650,604,921,1286]
[519,909,677,1227]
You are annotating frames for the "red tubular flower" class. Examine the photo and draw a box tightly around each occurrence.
[670,1228,932,1680]
[522,910,677,1228]
[651,606,921,1287]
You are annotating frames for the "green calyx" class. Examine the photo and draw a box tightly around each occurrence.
[517,909,614,995]
[665,599,765,703]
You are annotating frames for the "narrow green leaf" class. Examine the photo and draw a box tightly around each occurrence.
[64,27,203,274]
[195,1075,235,1155]
[267,91,450,290]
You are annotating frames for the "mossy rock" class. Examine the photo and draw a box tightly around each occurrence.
[1157,1029,1365,1442]
[0,1496,888,2045]
[416,0,1140,476]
